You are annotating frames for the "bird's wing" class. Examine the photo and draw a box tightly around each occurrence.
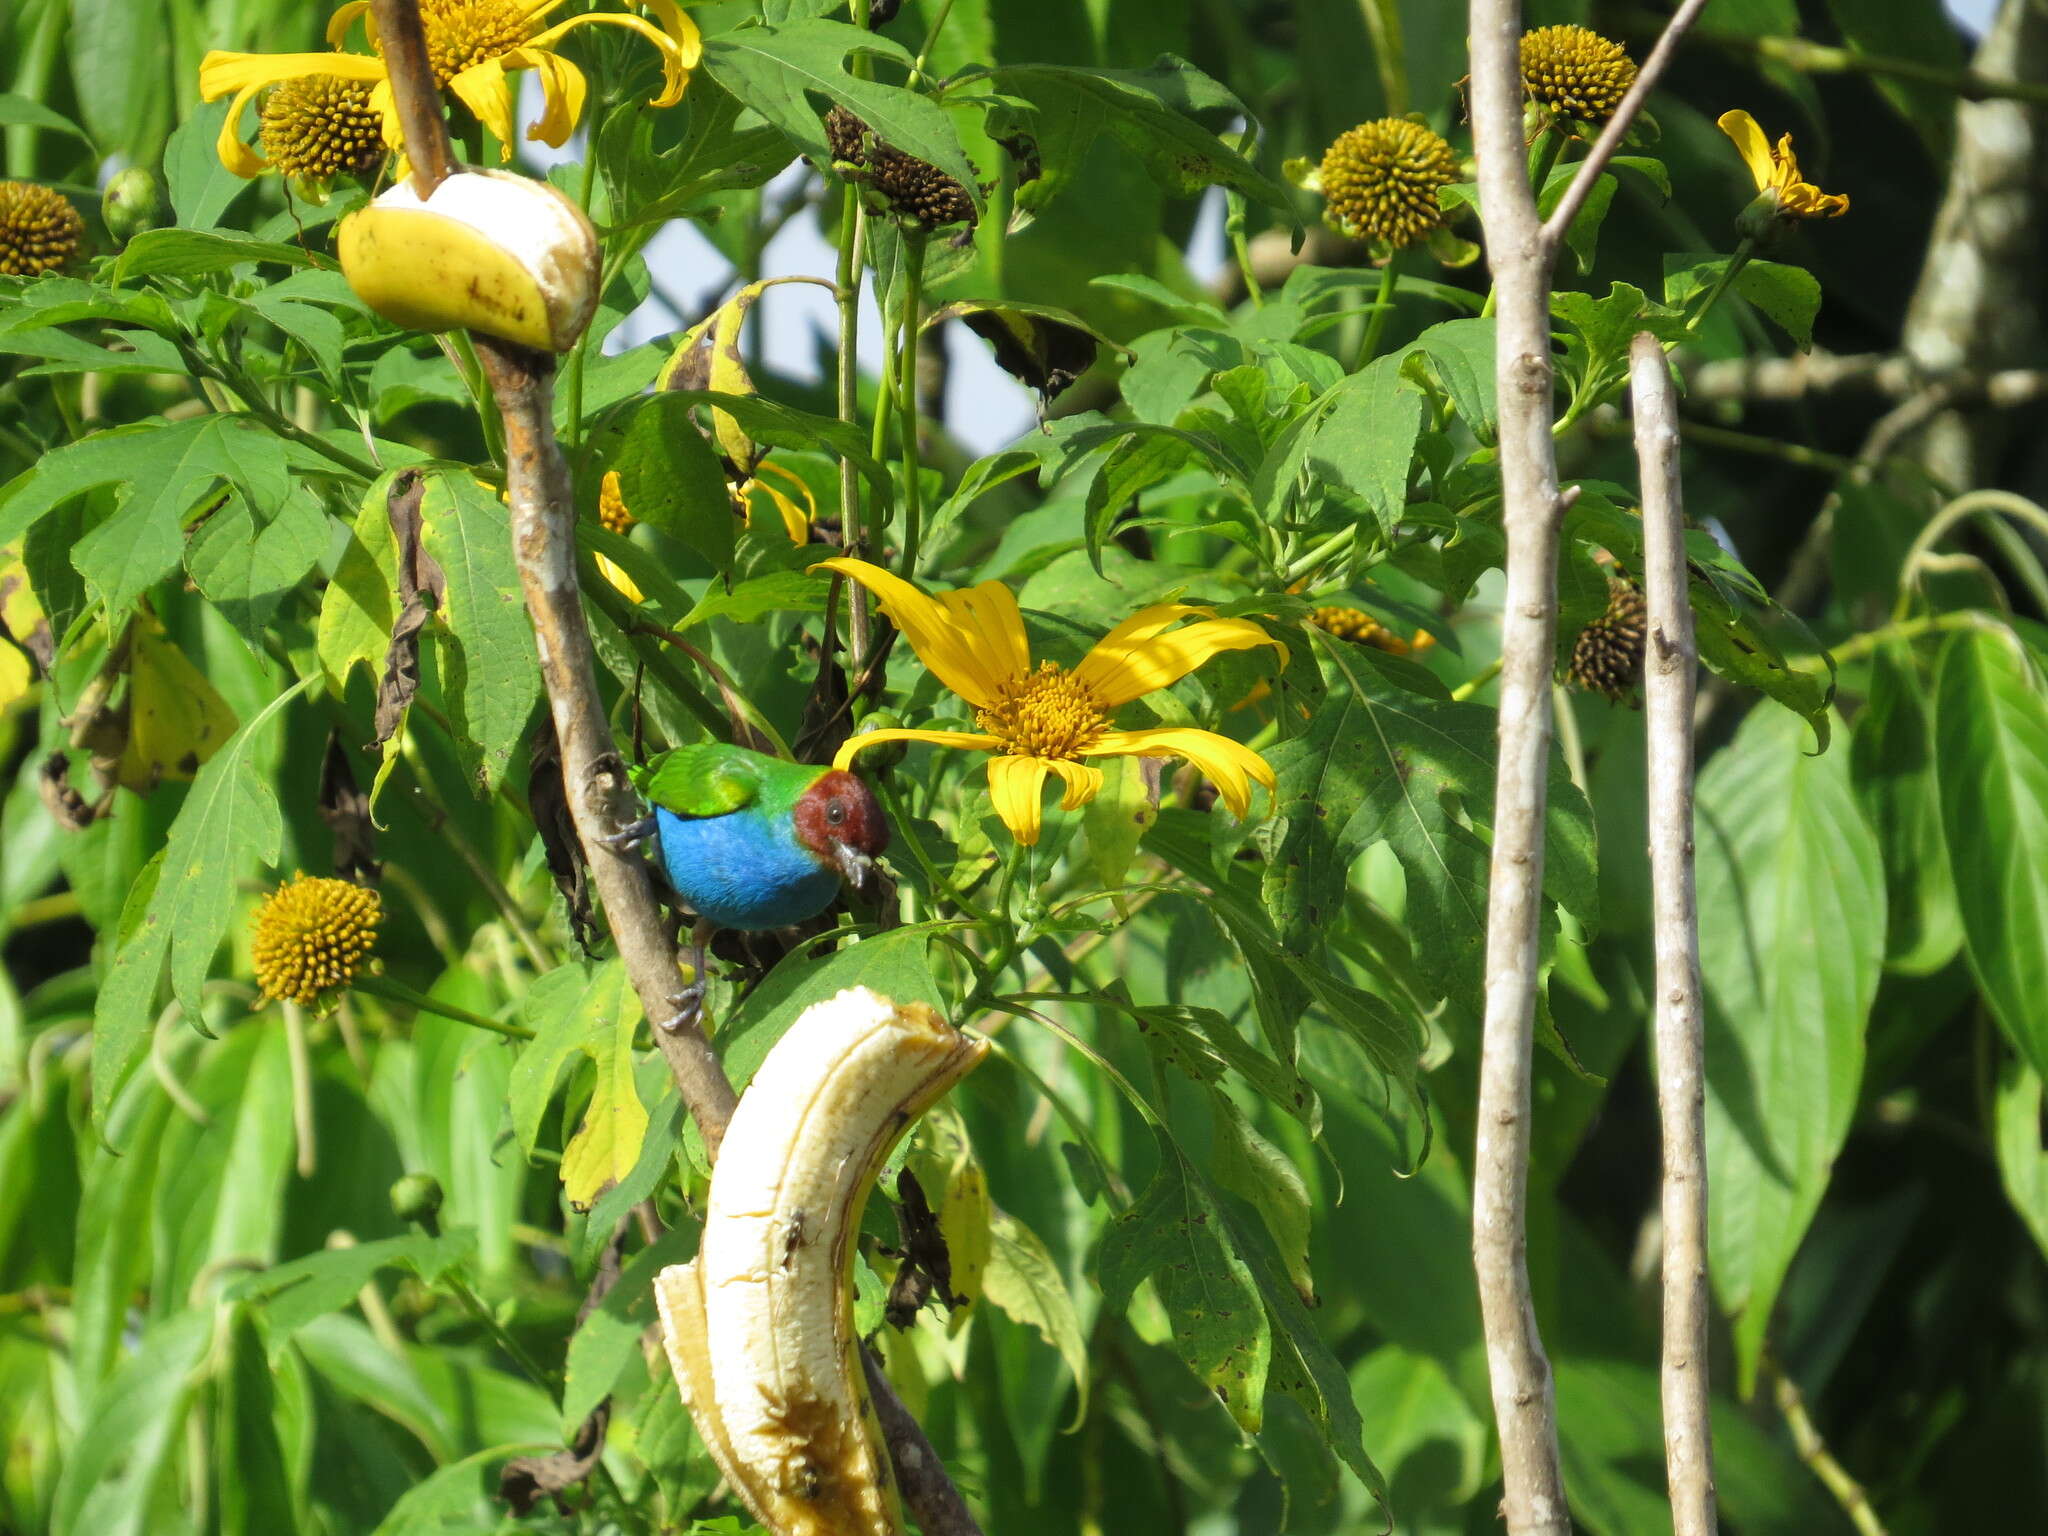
[630,745,760,818]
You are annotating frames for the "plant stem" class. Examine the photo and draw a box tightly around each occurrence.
[1731,30,2048,108]
[1763,1348,1888,1536]
[835,185,873,674]
[354,974,534,1040]
[1685,236,1756,333]
[1355,255,1399,371]
[1450,654,1505,701]
[899,234,929,576]
[1358,0,1409,114]
[1629,332,1717,1536]
[1893,487,2048,621]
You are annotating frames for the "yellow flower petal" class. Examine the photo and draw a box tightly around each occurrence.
[831,727,1002,773]
[528,11,692,109]
[812,558,1016,709]
[597,553,643,605]
[1073,611,1284,708]
[640,0,705,70]
[1046,757,1103,812]
[987,756,1051,845]
[746,466,814,544]
[446,57,518,155]
[936,582,1032,692]
[327,1,369,47]
[1090,726,1276,817]
[1716,109,1776,194]
[199,50,388,178]
[500,45,586,146]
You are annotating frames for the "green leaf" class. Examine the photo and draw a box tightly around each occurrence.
[231,1233,476,1349]
[216,1309,298,1536]
[1995,1059,2048,1266]
[1083,428,1197,576]
[317,474,401,690]
[1259,645,1596,1018]
[1696,704,1881,1389]
[507,961,638,1160]
[701,19,981,208]
[185,488,330,651]
[366,1445,550,1536]
[1208,1091,1314,1305]
[90,680,308,1132]
[1849,642,1963,975]
[677,567,832,630]
[1933,628,2048,1079]
[1099,1124,1270,1432]
[608,391,737,571]
[0,93,94,144]
[1306,356,1421,540]
[114,227,319,281]
[1404,317,1497,442]
[163,98,247,231]
[1686,531,1834,747]
[50,1312,210,1536]
[1665,253,1822,351]
[562,1227,695,1433]
[418,469,542,792]
[986,57,1293,219]
[68,0,173,167]
[979,1206,1092,1425]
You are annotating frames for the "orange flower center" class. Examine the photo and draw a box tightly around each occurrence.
[975,661,1106,760]
[417,0,536,85]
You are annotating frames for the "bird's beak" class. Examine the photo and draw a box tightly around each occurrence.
[834,843,874,890]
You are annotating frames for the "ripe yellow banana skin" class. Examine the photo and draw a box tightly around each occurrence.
[337,168,598,353]
[656,986,986,1536]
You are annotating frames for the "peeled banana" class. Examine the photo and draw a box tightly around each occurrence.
[336,168,598,353]
[655,986,986,1536]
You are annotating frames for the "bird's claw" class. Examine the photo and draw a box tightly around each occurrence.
[599,815,658,852]
[655,979,706,1034]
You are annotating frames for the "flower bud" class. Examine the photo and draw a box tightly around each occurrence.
[101,167,166,243]
[390,1172,445,1227]
[338,169,599,353]
[851,709,909,771]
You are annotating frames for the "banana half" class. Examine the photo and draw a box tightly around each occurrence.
[337,168,598,353]
[656,986,986,1536]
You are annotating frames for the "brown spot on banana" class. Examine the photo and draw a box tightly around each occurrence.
[655,986,986,1536]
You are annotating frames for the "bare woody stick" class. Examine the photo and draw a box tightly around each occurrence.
[366,7,982,1532]
[1464,3,1715,1531]
[1630,331,1717,1536]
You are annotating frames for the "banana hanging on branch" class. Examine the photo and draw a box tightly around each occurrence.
[656,986,986,1536]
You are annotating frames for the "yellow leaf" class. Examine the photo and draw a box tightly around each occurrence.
[116,617,239,791]
[560,992,650,1210]
[655,281,775,478]
[0,640,29,711]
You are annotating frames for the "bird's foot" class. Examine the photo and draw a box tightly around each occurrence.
[598,815,657,852]
[655,979,706,1034]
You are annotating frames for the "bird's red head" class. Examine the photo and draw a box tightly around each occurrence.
[793,770,890,882]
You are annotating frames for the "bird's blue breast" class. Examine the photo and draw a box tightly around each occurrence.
[653,807,839,929]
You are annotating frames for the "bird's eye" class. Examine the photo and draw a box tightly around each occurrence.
[827,801,847,825]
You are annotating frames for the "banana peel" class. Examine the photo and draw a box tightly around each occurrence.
[655,986,986,1536]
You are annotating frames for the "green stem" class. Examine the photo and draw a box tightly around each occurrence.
[908,0,958,87]
[580,564,732,739]
[1227,189,1263,309]
[1354,255,1399,371]
[875,781,997,925]
[1793,610,2005,671]
[354,974,534,1040]
[1685,236,1756,333]
[176,341,380,481]
[1451,655,1504,701]
[1739,32,2048,109]
[1279,524,1356,587]
[1528,124,1569,201]
[1358,0,1408,115]
[834,185,871,674]
[1893,489,2048,622]
[899,234,929,576]
[445,330,506,466]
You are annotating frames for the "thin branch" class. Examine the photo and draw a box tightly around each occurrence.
[366,9,979,1531]
[1763,1349,1889,1536]
[1541,0,1716,251]
[1724,30,2048,110]
[1467,0,1573,1528]
[1683,349,2048,409]
[1630,332,1716,1536]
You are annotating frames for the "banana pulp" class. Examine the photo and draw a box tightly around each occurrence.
[656,986,986,1536]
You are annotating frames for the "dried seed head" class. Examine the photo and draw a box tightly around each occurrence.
[824,105,977,231]
[0,181,85,278]
[252,872,381,1010]
[1520,25,1638,123]
[1568,577,1648,703]
[259,74,386,185]
[1317,118,1459,249]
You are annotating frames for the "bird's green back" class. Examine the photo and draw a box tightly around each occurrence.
[629,743,823,819]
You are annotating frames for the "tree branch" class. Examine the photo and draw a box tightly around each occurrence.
[1683,350,2048,409]
[1630,332,1717,1536]
[367,8,979,1533]
[1467,0,1572,1528]
[1541,0,1715,252]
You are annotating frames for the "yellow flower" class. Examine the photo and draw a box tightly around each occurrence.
[1317,118,1459,250]
[252,873,382,1010]
[258,74,386,187]
[817,558,1283,845]
[594,470,644,604]
[200,0,700,179]
[1717,109,1849,220]
[1520,25,1637,123]
[0,181,85,277]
